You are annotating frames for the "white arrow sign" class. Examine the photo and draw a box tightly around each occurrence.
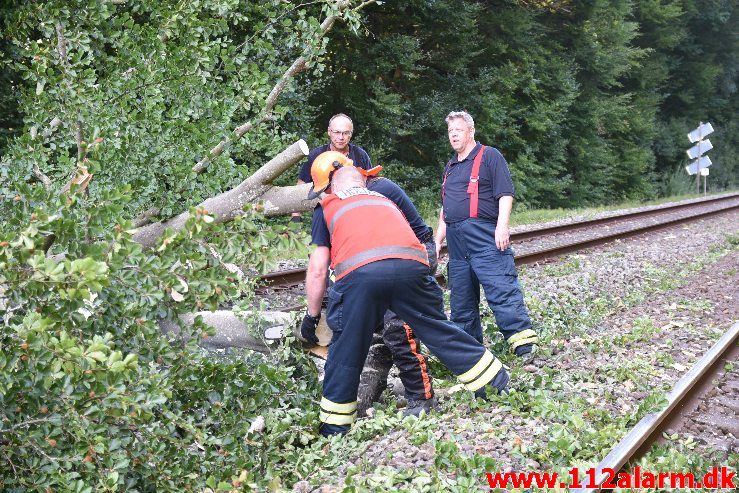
[686,139,713,159]
[687,122,714,143]
[685,155,712,175]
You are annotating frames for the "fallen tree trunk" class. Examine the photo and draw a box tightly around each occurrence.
[161,309,392,414]
[133,140,311,248]
[159,310,293,353]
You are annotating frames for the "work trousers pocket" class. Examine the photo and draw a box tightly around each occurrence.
[476,247,517,276]
[326,289,344,339]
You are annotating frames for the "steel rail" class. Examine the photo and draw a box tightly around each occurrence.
[572,321,739,493]
[513,202,739,266]
[260,198,739,287]
[509,192,739,242]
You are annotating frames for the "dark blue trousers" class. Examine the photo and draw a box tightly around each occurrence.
[319,259,507,435]
[327,244,439,402]
[446,219,533,344]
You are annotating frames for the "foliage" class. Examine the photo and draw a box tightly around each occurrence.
[0,0,737,491]
[0,176,323,491]
[0,0,367,218]
[304,0,737,210]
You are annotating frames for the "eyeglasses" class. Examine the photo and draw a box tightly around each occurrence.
[329,130,353,137]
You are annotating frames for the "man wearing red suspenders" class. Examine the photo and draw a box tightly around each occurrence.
[434,111,538,358]
[301,155,510,436]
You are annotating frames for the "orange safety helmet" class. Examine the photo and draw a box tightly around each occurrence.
[307,151,382,199]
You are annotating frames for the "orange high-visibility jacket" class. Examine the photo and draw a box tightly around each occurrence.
[321,188,429,281]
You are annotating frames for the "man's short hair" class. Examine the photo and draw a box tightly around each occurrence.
[445,111,474,129]
[332,165,365,192]
[328,113,353,128]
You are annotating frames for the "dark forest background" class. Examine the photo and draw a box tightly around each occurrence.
[1,0,737,216]
[304,0,738,209]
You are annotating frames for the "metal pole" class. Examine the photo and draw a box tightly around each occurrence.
[704,174,707,195]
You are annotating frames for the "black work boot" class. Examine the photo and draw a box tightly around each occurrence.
[403,396,438,417]
[514,343,537,363]
[474,367,510,400]
[319,423,350,437]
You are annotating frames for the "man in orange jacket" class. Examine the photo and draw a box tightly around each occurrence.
[301,154,510,436]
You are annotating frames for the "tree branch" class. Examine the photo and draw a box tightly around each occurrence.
[32,164,52,189]
[0,418,56,435]
[352,0,378,12]
[159,310,293,353]
[55,22,68,65]
[60,165,92,195]
[192,0,363,174]
[202,241,247,281]
[75,119,85,163]
[55,21,86,165]
[133,207,161,228]
[260,184,317,217]
[0,448,16,477]
[134,140,309,248]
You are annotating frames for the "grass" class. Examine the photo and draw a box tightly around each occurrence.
[414,191,737,231]
[260,194,738,491]
[508,191,733,228]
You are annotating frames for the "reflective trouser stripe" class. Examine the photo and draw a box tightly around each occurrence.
[333,246,428,278]
[457,351,504,392]
[320,410,357,425]
[403,323,433,399]
[507,328,539,350]
[328,199,403,235]
[320,397,357,426]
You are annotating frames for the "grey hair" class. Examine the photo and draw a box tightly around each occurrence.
[328,113,354,128]
[445,111,474,129]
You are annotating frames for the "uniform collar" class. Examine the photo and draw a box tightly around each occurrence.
[450,142,481,165]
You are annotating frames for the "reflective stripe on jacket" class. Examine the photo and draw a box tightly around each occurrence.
[322,188,429,280]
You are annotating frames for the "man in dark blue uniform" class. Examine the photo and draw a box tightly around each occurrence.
[434,111,538,358]
[291,113,372,222]
[301,163,510,436]
[303,151,439,416]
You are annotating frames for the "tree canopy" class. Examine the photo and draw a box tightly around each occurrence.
[306,0,737,208]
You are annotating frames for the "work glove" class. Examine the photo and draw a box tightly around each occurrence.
[300,311,320,344]
[425,240,438,276]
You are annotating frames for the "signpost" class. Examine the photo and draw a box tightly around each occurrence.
[686,122,714,195]
[687,122,714,143]
[685,155,712,175]
[686,139,713,160]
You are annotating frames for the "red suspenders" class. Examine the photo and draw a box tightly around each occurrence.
[442,145,486,218]
[467,145,485,218]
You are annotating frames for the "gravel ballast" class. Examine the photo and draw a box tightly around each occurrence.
[297,207,738,492]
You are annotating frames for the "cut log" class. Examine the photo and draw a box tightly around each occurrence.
[159,310,293,353]
[162,308,394,414]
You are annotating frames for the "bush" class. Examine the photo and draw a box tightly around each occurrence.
[0,182,319,491]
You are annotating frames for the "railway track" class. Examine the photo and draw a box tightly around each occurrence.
[574,321,739,493]
[241,193,738,490]
[259,193,739,288]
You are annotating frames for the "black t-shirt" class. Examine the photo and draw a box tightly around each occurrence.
[441,142,514,223]
[298,143,373,183]
[310,178,432,247]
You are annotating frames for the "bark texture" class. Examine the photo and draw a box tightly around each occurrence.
[159,310,293,353]
[133,140,310,248]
